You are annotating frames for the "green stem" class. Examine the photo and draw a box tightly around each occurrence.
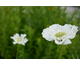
[59,44,63,59]
[22,47,25,59]
[16,44,20,59]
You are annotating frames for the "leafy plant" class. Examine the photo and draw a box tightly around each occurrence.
[0,6,80,59]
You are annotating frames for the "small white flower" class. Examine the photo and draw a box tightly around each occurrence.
[11,33,28,45]
[42,24,78,45]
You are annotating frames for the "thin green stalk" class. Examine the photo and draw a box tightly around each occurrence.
[22,47,25,59]
[16,44,20,59]
[59,44,63,59]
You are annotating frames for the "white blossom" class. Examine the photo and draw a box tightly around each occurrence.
[11,33,28,45]
[42,24,78,45]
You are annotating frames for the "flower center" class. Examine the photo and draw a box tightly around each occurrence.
[55,32,66,38]
[17,37,22,42]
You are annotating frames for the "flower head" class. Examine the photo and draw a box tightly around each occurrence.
[11,33,28,45]
[42,24,78,45]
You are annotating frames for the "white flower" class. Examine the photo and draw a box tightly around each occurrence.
[42,24,78,45]
[11,33,28,45]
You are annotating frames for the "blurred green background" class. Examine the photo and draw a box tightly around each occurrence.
[0,6,80,59]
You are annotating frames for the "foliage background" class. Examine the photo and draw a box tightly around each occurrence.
[0,6,80,59]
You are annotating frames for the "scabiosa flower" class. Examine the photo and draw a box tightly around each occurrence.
[42,24,78,45]
[11,33,28,45]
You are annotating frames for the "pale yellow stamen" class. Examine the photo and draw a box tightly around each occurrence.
[17,37,22,42]
[55,32,66,38]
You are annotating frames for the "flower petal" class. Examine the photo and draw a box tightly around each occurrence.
[13,41,17,44]
[11,33,19,42]
[64,24,78,39]
[14,33,19,39]
[63,39,71,45]
[42,28,54,41]
[21,38,28,45]
[54,39,63,45]
[21,34,26,40]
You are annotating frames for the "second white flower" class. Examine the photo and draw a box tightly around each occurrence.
[11,33,28,45]
[42,24,78,45]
